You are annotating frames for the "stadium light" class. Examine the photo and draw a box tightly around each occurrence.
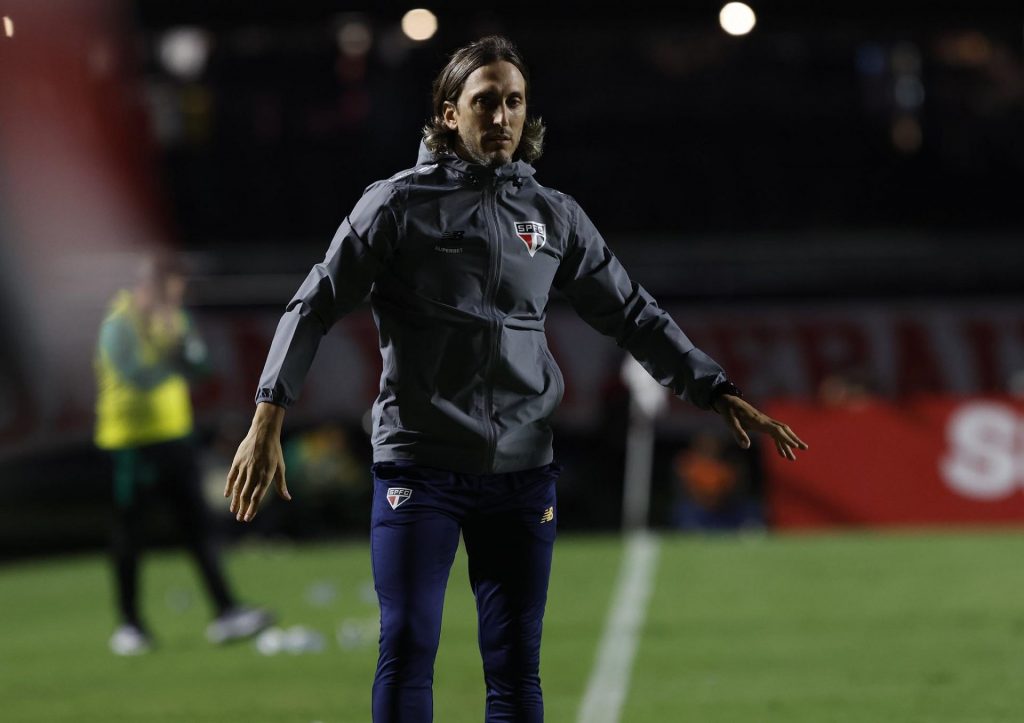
[158,27,211,81]
[719,2,756,36]
[401,9,438,42]
[3,16,13,38]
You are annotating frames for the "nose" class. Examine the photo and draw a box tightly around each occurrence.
[492,102,510,128]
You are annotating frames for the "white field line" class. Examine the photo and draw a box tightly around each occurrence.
[576,531,661,723]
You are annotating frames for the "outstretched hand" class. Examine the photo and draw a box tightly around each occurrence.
[713,394,808,460]
[225,403,292,522]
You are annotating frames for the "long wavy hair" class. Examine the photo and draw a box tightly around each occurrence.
[422,36,546,163]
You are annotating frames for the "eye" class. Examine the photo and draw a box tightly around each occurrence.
[473,94,496,109]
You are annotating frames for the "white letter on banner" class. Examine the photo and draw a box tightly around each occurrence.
[940,402,1017,500]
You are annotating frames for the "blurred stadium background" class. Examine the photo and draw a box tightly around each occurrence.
[1,1,1023,721]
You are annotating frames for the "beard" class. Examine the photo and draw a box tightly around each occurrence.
[455,136,513,168]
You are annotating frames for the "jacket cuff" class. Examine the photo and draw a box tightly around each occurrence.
[255,387,293,407]
[708,380,743,411]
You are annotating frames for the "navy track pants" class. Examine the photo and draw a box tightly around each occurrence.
[369,460,562,723]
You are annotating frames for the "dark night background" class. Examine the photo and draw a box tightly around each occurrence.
[0,1,1022,556]
[134,1,1024,298]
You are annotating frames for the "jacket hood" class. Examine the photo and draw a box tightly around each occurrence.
[415,139,536,183]
[416,139,434,165]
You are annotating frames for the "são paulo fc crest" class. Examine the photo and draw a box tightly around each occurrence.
[386,487,412,510]
[514,221,547,257]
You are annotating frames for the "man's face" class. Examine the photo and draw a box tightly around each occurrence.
[444,60,526,167]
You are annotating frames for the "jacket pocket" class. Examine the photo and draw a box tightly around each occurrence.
[541,344,565,406]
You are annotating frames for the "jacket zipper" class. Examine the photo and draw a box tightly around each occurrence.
[480,176,503,471]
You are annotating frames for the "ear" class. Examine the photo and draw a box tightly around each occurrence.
[442,101,458,131]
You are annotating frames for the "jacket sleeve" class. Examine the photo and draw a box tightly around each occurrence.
[255,180,400,407]
[553,199,729,410]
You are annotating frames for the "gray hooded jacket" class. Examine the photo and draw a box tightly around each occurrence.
[256,143,732,474]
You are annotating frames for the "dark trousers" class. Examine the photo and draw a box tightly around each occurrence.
[370,461,561,723]
[110,437,234,627]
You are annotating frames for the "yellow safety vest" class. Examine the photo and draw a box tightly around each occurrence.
[94,291,194,449]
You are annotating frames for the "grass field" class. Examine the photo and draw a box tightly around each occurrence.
[3,531,1024,722]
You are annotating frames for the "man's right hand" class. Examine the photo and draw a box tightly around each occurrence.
[225,402,292,522]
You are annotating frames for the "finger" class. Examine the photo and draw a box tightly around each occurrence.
[236,476,255,521]
[229,469,243,513]
[224,462,239,498]
[231,470,249,515]
[726,409,751,449]
[244,480,268,522]
[771,423,799,449]
[775,438,795,461]
[275,460,292,501]
[780,424,809,449]
[228,471,239,513]
[767,420,804,448]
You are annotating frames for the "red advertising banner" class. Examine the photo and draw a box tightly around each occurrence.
[4,300,1024,458]
[764,397,1024,528]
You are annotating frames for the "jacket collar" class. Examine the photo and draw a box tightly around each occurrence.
[415,139,536,184]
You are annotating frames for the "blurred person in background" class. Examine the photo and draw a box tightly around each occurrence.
[94,256,273,655]
[225,36,807,722]
[671,431,761,531]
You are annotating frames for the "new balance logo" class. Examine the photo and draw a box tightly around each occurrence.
[540,506,554,524]
[434,230,465,254]
[386,487,412,510]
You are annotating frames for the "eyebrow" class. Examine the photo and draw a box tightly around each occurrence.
[473,89,524,99]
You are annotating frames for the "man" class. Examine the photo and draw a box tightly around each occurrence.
[226,36,807,722]
[95,257,272,655]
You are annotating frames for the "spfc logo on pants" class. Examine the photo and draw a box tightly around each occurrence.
[514,221,547,257]
[386,487,412,510]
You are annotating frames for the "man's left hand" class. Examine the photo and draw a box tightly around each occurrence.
[712,394,808,460]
